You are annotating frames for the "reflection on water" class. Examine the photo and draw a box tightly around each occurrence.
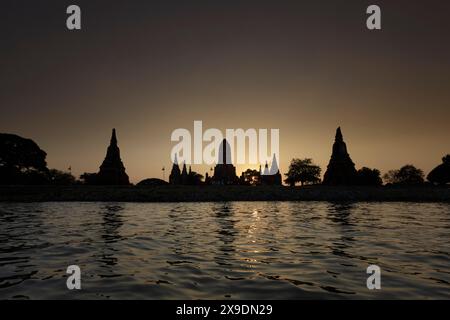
[0,202,449,299]
[97,205,124,279]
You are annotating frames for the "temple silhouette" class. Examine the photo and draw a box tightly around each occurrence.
[211,139,239,185]
[169,139,239,185]
[96,129,130,185]
[169,154,182,184]
[168,155,203,185]
[2,126,449,189]
[94,127,357,186]
[260,154,282,185]
[323,127,357,185]
[168,138,281,185]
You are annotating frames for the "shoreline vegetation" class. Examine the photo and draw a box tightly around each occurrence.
[1,185,449,203]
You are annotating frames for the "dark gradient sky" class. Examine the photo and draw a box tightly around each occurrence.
[1,0,449,183]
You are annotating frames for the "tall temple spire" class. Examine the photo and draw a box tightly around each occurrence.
[212,138,238,184]
[261,154,282,185]
[323,127,357,185]
[217,138,232,165]
[222,139,228,164]
[222,139,227,164]
[263,161,269,175]
[181,161,188,184]
[96,128,130,185]
[270,154,279,173]
[169,154,181,184]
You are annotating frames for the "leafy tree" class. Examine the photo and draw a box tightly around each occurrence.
[356,167,382,186]
[0,133,48,184]
[19,169,50,185]
[284,158,321,186]
[188,170,203,185]
[383,165,424,185]
[427,154,450,185]
[48,169,76,185]
[383,170,398,185]
[242,169,261,185]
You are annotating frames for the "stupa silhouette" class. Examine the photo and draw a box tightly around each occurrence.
[96,128,130,185]
[169,154,182,184]
[323,127,357,185]
[212,139,239,184]
[260,154,282,185]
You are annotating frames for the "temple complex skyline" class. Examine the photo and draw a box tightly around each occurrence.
[1,1,449,183]
[65,126,441,186]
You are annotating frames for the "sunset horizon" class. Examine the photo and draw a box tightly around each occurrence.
[4,123,448,185]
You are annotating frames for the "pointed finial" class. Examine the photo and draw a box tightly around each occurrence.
[272,153,278,164]
[270,153,279,172]
[111,128,118,145]
[222,138,227,164]
[335,127,343,142]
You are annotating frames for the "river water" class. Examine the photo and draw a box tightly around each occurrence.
[0,202,449,299]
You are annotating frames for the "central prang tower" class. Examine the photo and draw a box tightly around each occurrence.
[96,128,130,185]
[212,139,239,185]
[323,127,357,185]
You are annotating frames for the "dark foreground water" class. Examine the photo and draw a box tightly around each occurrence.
[0,202,449,299]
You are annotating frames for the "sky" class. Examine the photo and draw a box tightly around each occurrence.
[1,0,449,183]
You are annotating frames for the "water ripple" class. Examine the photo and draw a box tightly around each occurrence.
[0,201,449,299]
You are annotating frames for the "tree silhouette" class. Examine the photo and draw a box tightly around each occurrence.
[242,169,261,185]
[383,165,424,185]
[383,170,397,185]
[284,158,321,186]
[427,154,450,185]
[48,169,76,185]
[0,133,48,184]
[356,167,382,186]
[188,170,204,185]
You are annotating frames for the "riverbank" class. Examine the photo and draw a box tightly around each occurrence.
[0,185,449,202]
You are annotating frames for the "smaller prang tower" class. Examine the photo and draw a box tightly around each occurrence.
[96,128,130,185]
[260,154,282,185]
[181,162,188,185]
[169,154,181,184]
[322,127,357,185]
